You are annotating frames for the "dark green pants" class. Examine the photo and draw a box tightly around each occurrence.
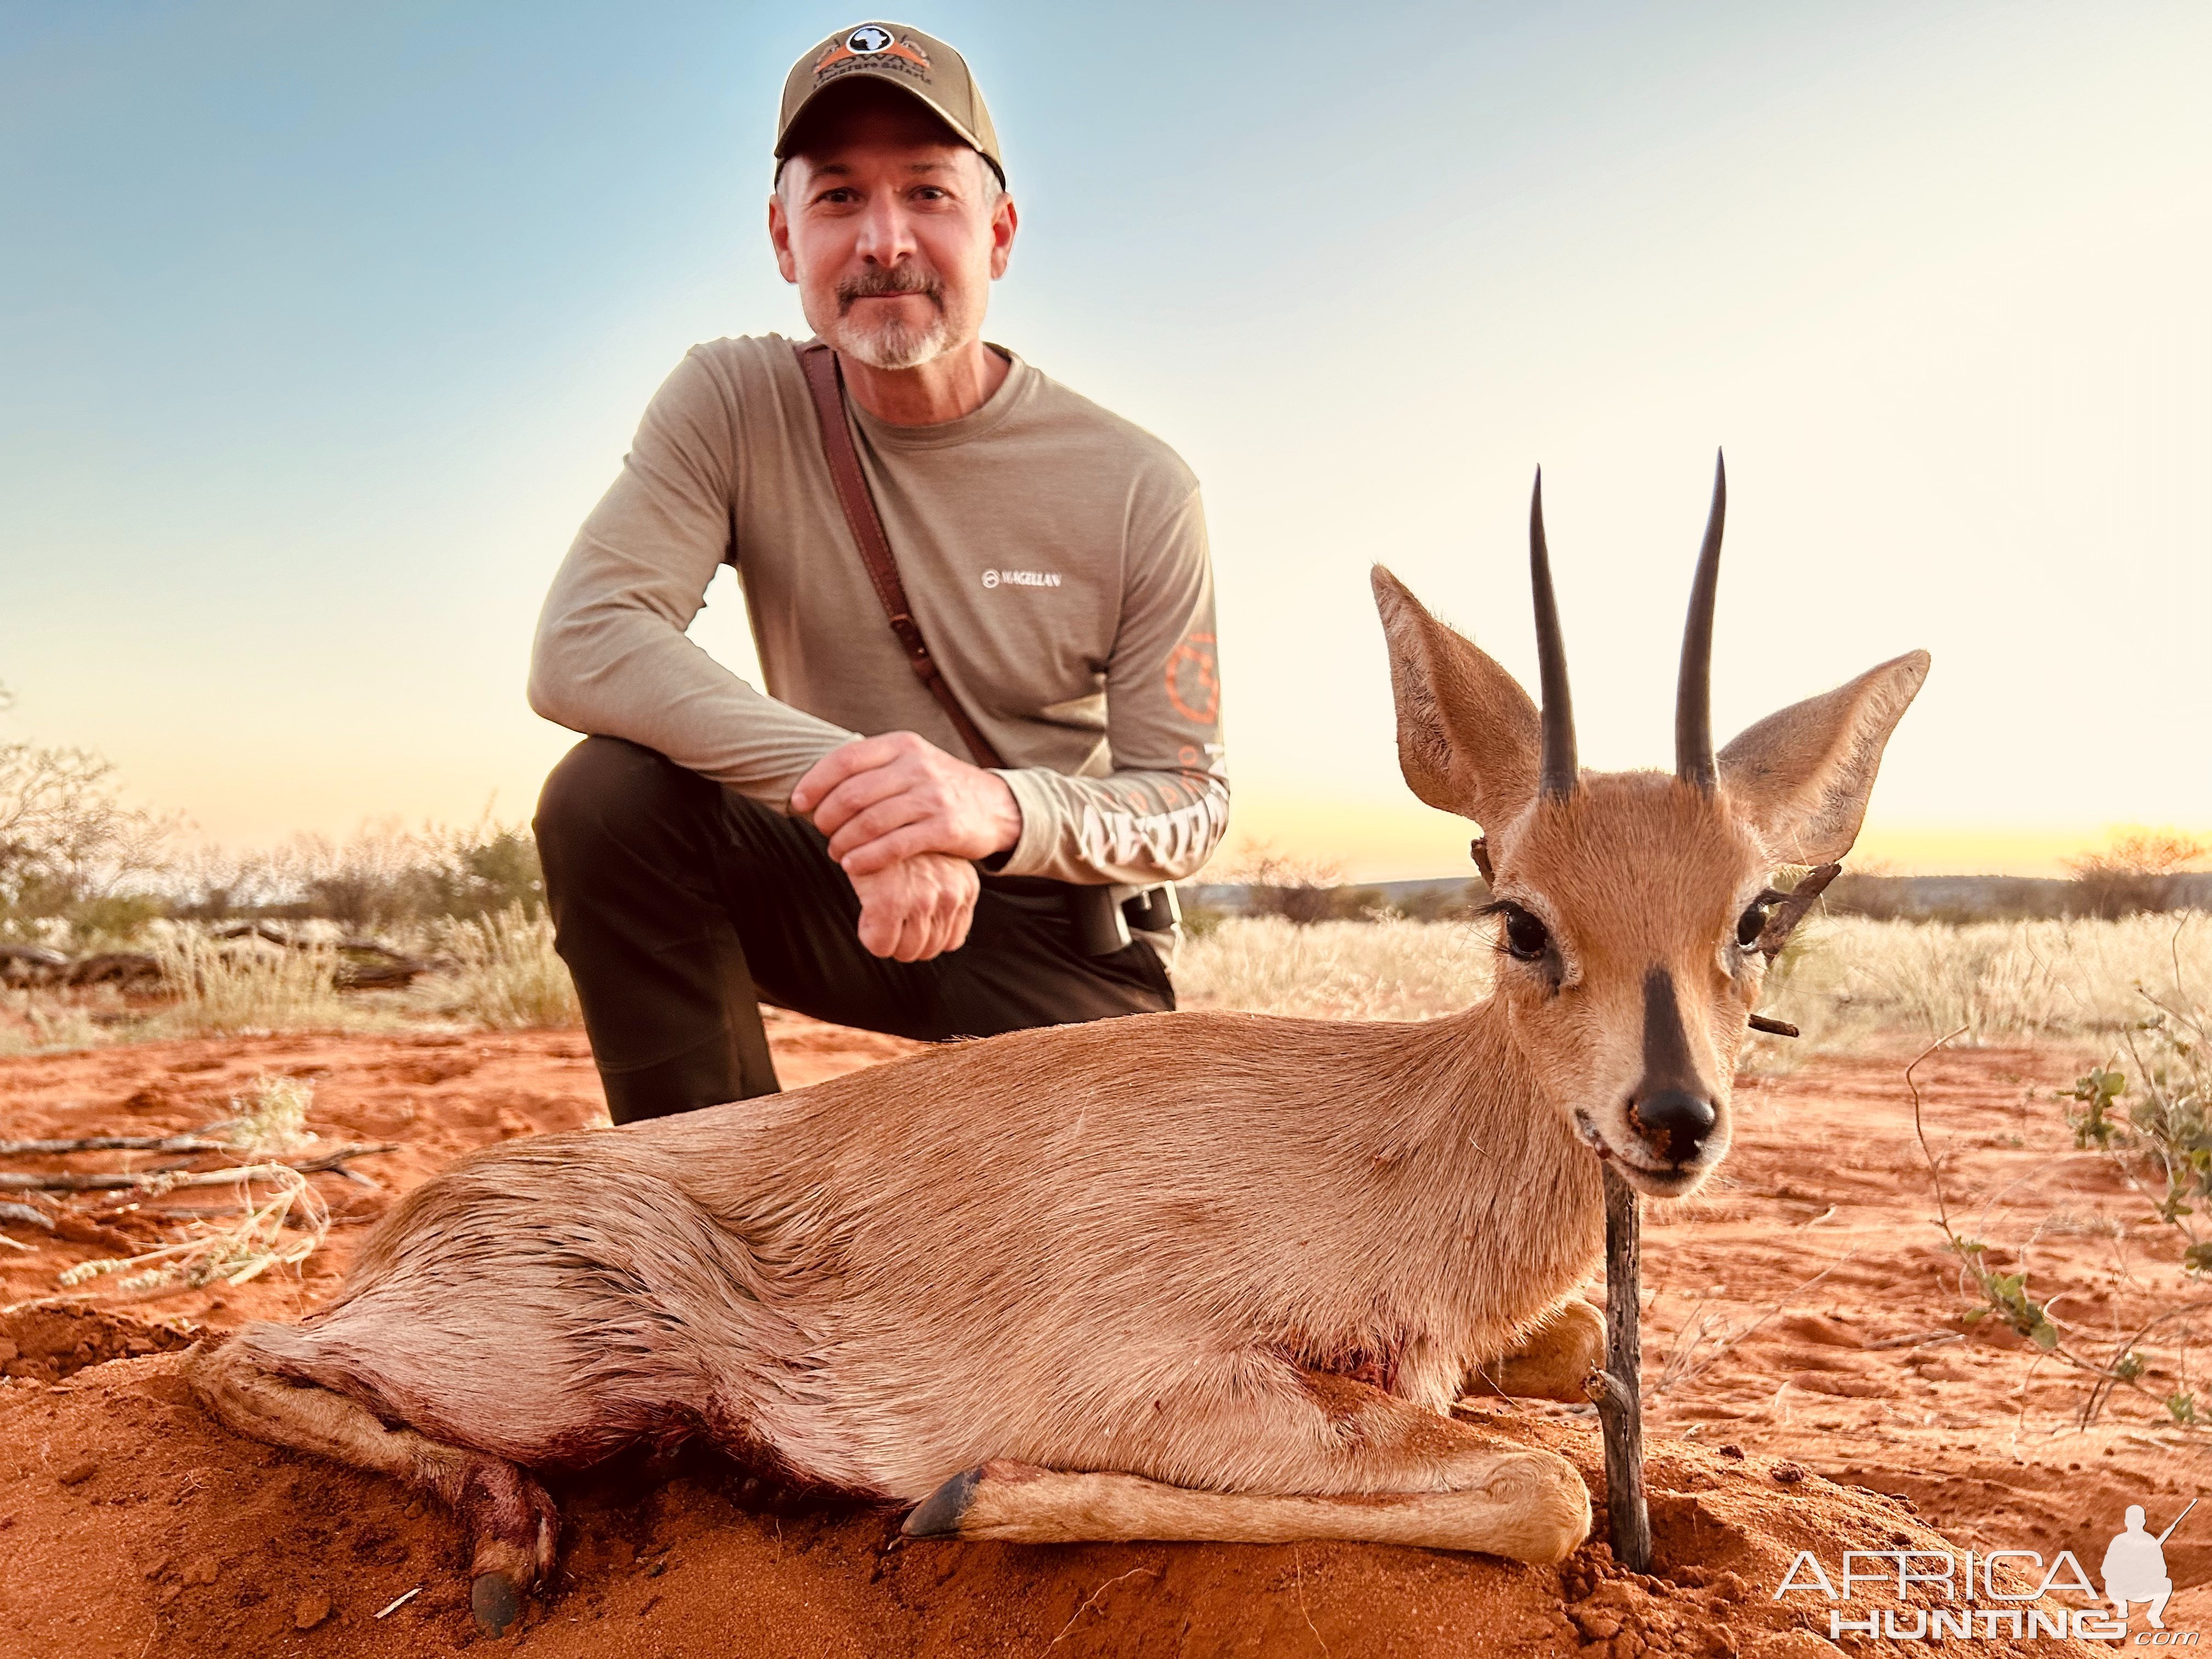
[534,737,1175,1124]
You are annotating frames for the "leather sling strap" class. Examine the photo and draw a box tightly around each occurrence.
[794,340,1007,771]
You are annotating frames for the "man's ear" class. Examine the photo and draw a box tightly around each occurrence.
[1718,651,1931,865]
[1370,566,1542,828]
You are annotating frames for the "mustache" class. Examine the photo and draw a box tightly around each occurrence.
[836,266,943,313]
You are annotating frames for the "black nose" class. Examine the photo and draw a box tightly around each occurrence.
[1627,1088,1716,1165]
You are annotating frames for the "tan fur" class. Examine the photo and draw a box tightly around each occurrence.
[190,565,1925,1615]
[1471,1299,1606,1404]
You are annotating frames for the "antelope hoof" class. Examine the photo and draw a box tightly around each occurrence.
[471,1570,523,1637]
[902,1465,984,1538]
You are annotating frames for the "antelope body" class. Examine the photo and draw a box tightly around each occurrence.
[193,463,1927,1633]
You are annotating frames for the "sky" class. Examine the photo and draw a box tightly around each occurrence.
[2,0,2207,880]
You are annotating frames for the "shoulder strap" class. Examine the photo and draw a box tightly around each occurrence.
[794,340,1007,771]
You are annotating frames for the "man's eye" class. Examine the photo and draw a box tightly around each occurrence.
[1502,906,1550,962]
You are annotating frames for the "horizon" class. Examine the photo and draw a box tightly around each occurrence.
[4,2,2207,883]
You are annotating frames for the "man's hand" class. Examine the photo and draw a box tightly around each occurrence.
[791,731,1022,877]
[848,853,979,962]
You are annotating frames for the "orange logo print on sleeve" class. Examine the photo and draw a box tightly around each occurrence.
[1164,633,1220,725]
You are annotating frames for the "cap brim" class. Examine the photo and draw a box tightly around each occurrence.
[775,72,1001,183]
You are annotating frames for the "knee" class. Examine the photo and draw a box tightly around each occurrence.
[535,738,700,864]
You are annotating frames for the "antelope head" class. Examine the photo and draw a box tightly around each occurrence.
[1372,458,1928,1198]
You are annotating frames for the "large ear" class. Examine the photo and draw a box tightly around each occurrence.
[1718,651,1931,864]
[1371,566,1542,828]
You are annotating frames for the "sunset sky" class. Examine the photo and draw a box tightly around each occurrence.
[3,1,2207,879]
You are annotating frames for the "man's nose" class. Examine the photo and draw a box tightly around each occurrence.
[853,195,917,267]
[1628,966,1716,1165]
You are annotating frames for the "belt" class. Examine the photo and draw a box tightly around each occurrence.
[983,874,1181,957]
[1067,883,1181,957]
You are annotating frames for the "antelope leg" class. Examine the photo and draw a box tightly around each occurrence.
[902,1454,1588,1564]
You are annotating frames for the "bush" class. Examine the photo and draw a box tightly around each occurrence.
[2064,828,2209,919]
[0,733,176,945]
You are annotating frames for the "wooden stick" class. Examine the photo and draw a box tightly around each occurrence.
[0,1134,233,1157]
[1754,862,1843,957]
[1589,1166,1652,1572]
[0,1144,396,1192]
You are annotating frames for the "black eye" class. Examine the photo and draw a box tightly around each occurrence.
[1736,902,1768,950]
[1502,905,1550,962]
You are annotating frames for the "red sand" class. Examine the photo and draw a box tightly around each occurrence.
[3,1015,2205,1655]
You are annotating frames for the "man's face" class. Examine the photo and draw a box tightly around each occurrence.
[770,88,1015,371]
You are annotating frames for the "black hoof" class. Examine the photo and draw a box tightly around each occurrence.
[902,1465,984,1538]
[471,1571,522,1636]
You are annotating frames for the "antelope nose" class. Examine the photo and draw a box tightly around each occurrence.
[1627,1088,1716,1165]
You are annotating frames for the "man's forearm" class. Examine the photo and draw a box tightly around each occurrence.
[529,589,859,810]
[995,765,1231,886]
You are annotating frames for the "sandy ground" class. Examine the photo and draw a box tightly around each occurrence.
[2,1012,2205,1656]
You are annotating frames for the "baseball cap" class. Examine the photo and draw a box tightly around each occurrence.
[776,21,1004,185]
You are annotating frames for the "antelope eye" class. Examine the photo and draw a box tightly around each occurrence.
[1736,900,1771,950]
[1502,905,1551,962]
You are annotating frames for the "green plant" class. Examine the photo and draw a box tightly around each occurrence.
[2062,1065,2128,1148]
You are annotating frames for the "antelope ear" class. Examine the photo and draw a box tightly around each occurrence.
[1718,651,1931,865]
[1372,566,1542,828]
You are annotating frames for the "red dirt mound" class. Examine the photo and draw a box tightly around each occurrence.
[2,1018,2206,1654]
[0,1352,2108,1656]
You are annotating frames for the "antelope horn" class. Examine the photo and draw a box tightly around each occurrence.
[1675,451,1726,793]
[1530,469,1579,799]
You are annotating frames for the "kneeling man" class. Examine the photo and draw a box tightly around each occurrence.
[528,22,1228,1122]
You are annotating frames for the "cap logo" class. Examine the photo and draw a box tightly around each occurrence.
[812,24,932,82]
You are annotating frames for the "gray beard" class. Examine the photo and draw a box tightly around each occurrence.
[834,311,952,371]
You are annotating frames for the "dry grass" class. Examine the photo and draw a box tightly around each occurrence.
[144,923,357,1037]
[416,903,579,1029]
[1758,911,2212,1053]
[1178,911,2212,1053]
[1176,914,1496,1020]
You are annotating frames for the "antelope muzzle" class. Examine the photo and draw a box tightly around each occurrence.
[1623,967,1718,1171]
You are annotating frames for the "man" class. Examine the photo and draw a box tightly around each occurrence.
[528,22,1228,1123]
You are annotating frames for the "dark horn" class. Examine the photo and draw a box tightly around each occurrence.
[1531,469,1578,799]
[1674,451,1726,792]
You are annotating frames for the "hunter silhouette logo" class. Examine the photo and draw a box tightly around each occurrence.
[813,25,932,81]
[2106,1499,2192,1629]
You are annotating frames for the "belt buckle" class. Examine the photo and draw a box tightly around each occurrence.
[1120,885,1182,935]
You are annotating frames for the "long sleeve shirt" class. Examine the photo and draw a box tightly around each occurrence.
[528,334,1229,887]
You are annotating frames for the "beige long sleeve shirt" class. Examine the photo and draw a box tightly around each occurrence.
[528,335,1229,886]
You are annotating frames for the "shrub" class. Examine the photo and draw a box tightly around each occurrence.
[2064,828,2209,919]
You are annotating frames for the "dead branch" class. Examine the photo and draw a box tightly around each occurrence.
[0,1133,232,1157]
[0,1200,58,1231]
[1594,1166,1651,1572]
[1756,862,1843,957]
[0,1143,396,1192]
